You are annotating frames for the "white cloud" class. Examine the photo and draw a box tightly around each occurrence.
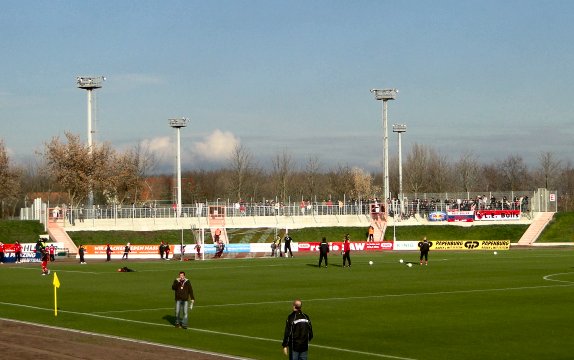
[141,136,172,158]
[191,129,239,162]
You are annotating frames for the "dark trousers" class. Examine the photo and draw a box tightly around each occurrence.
[319,253,328,267]
[343,251,351,266]
[285,244,293,257]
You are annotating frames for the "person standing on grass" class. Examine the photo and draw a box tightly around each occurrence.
[79,244,87,264]
[106,244,113,262]
[40,247,50,276]
[165,242,171,260]
[0,241,5,264]
[342,234,351,267]
[418,237,431,265]
[49,244,56,262]
[284,232,293,258]
[14,241,22,263]
[282,299,313,360]
[171,271,195,329]
[318,237,329,268]
[122,243,131,260]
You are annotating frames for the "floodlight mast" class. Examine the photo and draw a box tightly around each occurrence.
[77,76,105,211]
[370,88,398,209]
[169,118,188,218]
[393,123,407,215]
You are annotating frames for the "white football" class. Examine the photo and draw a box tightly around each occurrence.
[494,251,498,255]
[369,261,373,265]
[407,263,413,268]
[399,259,404,263]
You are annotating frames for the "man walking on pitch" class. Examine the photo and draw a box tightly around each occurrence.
[318,237,329,268]
[282,299,313,360]
[418,237,431,265]
[171,271,195,329]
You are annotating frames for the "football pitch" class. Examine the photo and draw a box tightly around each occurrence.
[1,249,573,360]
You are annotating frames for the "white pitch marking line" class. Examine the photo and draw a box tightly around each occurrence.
[0,303,416,360]
[543,272,574,284]
[92,282,574,315]
[0,318,251,360]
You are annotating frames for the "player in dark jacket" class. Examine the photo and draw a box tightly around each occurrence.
[318,237,329,268]
[418,237,431,265]
[282,299,313,359]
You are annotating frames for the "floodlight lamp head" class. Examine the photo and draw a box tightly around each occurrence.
[169,118,188,128]
[392,124,407,133]
[371,88,398,101]
[76,76,104,89]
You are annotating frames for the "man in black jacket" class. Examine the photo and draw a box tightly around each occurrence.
[318,237,329,268]
[418,237,431,265]
[282,299,313,359]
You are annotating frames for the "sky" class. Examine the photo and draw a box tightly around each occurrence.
[1,0,573,173]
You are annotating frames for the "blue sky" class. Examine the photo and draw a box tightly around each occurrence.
[1,0,573,172]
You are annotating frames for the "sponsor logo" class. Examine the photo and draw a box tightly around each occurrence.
[464,241,480,249]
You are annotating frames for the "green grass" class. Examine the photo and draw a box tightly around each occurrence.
[1,250,573,359]
[0,220,45,243]
[538,211,574,242]
[67,224,530,246]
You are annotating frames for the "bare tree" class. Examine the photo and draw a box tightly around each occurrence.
[454,150,481,192]
[403,143,429,194]
[303,155,322,200]
[536,151,562,190]
[328,164,354,200]
[497,154,530,191]
[0,140,22,217]
[271,150,295,202]
[227,143,255,201]
[426,148,451,193]
[351,167,376,200]
[43,132,114,209]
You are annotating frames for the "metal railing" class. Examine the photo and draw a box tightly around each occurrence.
[55,190,536,223]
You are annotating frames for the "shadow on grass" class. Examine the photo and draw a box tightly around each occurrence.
[162,315,176,326]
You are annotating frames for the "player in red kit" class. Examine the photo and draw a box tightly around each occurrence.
[41,247,50,275]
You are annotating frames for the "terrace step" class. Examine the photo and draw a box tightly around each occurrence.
[517,212,554,246]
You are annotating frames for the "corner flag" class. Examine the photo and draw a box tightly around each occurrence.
[53,272,61,288]
[53,272,60,316]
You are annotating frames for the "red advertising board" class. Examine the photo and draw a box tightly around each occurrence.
[297,241,393,252]
[474,209,520,221]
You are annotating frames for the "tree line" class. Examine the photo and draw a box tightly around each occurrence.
[0,133,572,217]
